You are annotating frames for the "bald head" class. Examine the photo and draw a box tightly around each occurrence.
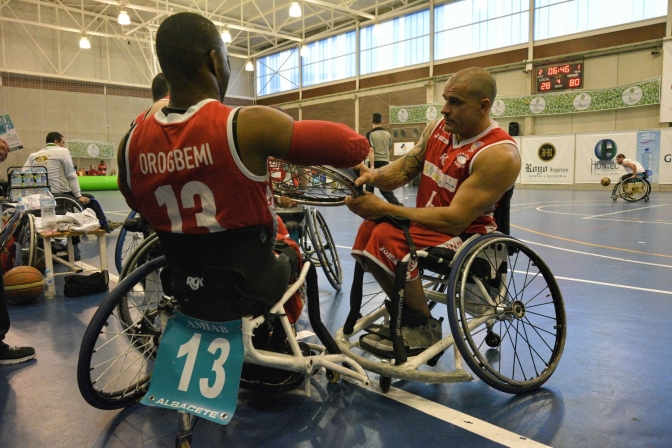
[449,67,497,104]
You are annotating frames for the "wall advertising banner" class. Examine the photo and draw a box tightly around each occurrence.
[520,135,575,184]
[636,130,660,183]
[513,136,521,184]
[659,130,672,184]
[390,79,660,124]
[575,132,637,183]
[660,41,672,122]
[67,139,116,159]
[0,114,23,151]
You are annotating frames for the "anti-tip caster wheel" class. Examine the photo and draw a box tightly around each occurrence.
[485,331,501,348]
[326,370,340,383]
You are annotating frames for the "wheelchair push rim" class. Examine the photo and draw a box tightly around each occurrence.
[446,234,567,394]
[77,255,170,410]
[270,164,359,206]
[619,177,651,202]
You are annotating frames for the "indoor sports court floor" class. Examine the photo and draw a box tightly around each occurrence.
[1,186,671,448]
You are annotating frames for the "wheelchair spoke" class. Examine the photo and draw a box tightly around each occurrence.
[448,235,566,393]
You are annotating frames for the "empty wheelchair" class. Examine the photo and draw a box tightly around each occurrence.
[336,188,567,394]
[611,175,651,202]
[78,205,368,447]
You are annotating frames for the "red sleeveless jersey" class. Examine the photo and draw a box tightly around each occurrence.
[416,120,517,234]
[123,99,276,236]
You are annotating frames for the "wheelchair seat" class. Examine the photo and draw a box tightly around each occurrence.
[156,226,292,322]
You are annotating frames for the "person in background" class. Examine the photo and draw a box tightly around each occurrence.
[24,132,118,237]
[615,153,645,180]
[345,67,521,357]
[0,137,36,366]
[97,160,107,175]
[132,73,170,127]
[365,112,401,206]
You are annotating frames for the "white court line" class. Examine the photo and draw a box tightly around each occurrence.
[521,240,672,270]
[347,378,551,448]
[548,274,672,295]
[583,203,667,219]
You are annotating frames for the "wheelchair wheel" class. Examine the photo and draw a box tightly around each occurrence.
[446,234,566,394]
[54,194,84,215]
[619,177,650,202]
[119,233,162,279]
[15,213,36,267]
[77,255,170,409]
[306,207,343,290]
[270,163,358,206]
[114,210,150,273]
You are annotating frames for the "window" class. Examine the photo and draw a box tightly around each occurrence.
[302,31,357,87]
[256,48,300,96]
[360,9,430,76]
[434,0,529,61]
[535,0,667,41]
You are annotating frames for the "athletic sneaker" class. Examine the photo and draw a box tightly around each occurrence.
[0,346,36,365]
[359,317,442,358]
[107,221,123,231]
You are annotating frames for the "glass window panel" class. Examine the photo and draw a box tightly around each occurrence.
[256,48,300,96]
[302,31,357,87]
[434,0,529,61]
[535,0,667,40]
[360,9,430,76]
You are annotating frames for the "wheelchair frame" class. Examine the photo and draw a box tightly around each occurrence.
[611,176,651,202]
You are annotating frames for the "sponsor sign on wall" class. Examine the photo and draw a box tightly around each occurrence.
[636,130,660,183]
[659,130,672,184]
[520,135,575,184]
[393,142,415,156]
[0,114,23,151]
[68,139,116,159]
[575,132,637,183]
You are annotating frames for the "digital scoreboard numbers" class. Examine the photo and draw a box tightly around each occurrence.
[535,62,583,93]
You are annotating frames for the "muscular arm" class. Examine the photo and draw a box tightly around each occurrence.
[347,143,521,236]
[356,119,438,190]
[235,106,368,176]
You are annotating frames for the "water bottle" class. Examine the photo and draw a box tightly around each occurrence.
[40,188,57,233]
[16,197,26,215]
[643,148,653,177]
[10,169,21,189]
[44,269,56,299]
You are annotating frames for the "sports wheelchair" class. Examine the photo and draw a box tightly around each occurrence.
[77,167,367,447]
[611,175,651,202]
[336,188,567,394]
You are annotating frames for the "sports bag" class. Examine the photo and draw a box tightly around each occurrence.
[63,270,109,298]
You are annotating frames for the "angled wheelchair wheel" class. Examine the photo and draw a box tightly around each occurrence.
[15,213,36,268]
[77,255,170,410]
[119,233,162,279]
[619,177,650,202]
[54,194,84,215]
[114,210,152,273]
[447,234,566,394]
[270,163,359,206]
[306,207,343,290]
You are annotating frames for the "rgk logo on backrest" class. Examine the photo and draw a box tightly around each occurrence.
[186,276,204,290]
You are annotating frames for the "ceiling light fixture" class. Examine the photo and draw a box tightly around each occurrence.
[245,60,254,72]
[118,10,131,25]
[372,23,381,37]
[221,29,232,44]
[300,45,309,57]
[79,35,91,49]
[289,2,302,18]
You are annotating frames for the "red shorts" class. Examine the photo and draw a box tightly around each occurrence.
[351,219,463,281]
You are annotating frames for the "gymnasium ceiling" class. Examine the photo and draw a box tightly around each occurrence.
[0,0,428,62]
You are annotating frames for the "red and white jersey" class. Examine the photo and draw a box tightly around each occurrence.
[123,99,276,236]
[416,119,517,234]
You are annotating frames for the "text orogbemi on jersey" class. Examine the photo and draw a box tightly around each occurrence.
[137,143,214,174]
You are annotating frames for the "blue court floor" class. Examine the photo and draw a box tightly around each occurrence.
[1,186,671,448]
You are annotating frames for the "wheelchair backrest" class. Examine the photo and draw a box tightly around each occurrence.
[493,187,514,235]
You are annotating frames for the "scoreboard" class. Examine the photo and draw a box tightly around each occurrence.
[535,62,583,93]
